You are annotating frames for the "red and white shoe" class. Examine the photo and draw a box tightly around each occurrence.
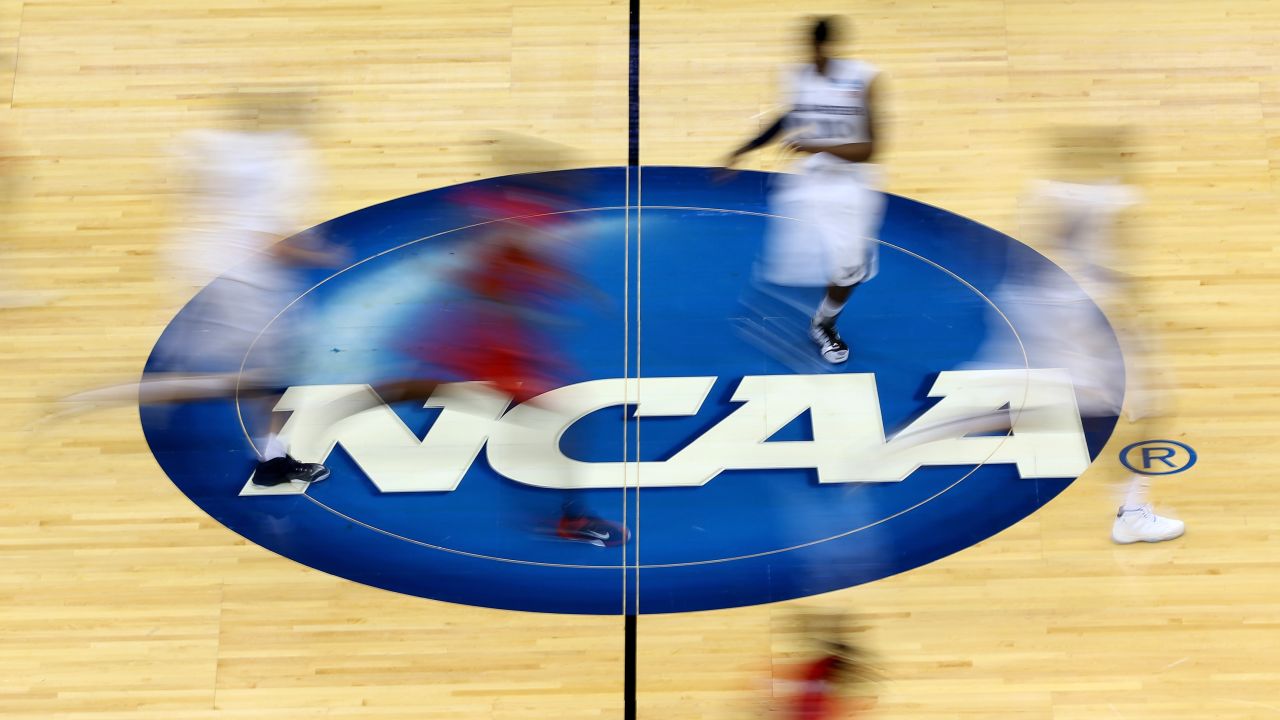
[556,515,630,547]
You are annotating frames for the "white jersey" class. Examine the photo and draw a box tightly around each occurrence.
[170,129,315,290]
[162,129,318,370]
[782,59,879,175]
[1030,179,1140,275]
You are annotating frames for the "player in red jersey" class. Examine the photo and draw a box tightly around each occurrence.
[323,152,628,547]
[761,611,882,720]
[783,641,879,720]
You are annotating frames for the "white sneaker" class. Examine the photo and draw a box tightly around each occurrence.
[808,322,849,364]
[1111,504,1185,544]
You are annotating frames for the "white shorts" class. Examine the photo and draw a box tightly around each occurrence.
[760,167,885,287]
[160,264,302,381]
[970,280,1127,418]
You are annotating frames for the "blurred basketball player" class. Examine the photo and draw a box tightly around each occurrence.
[1018,126,1184,543]
[882,126,1184,543]
[783,641,878,720]
[58,90,341,489]
[766,610,881,720]
[725,16,885,364]
[317,134,629,547]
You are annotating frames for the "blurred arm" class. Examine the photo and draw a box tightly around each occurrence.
[726,114,788,165]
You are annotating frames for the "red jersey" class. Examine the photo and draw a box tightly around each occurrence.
[405,186,577,403]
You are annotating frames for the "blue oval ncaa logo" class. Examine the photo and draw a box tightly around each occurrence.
[142,167,1123,614]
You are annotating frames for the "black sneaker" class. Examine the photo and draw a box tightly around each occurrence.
[252,455,331,488]
[808,321,849,364]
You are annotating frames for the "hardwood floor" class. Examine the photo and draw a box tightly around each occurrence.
[1,1,1276,718]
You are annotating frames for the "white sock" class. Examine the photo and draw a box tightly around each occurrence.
[812,296,847,326]
[1120,475,1151,512]
[259,433,287,461]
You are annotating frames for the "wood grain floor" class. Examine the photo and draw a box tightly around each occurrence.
[1,1,1277,718]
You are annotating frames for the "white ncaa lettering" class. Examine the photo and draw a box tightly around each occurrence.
[240,369,1089,496]
[863,368,1090,481]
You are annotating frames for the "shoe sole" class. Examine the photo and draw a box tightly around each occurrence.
[556,525,630,547]
[559,536,606,547]
[1111,528,1185,544]
[251,467,331,488]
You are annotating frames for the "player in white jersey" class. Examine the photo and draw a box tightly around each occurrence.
[726,16,884,364]
[881,126,1184,544]
[163,111,341,488]
[1015,128,1184,544]
[57,92,342,488]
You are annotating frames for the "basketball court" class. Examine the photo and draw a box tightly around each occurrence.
[2,1,1278,719]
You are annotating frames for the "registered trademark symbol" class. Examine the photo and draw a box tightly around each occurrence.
[1119,439,1197,476]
